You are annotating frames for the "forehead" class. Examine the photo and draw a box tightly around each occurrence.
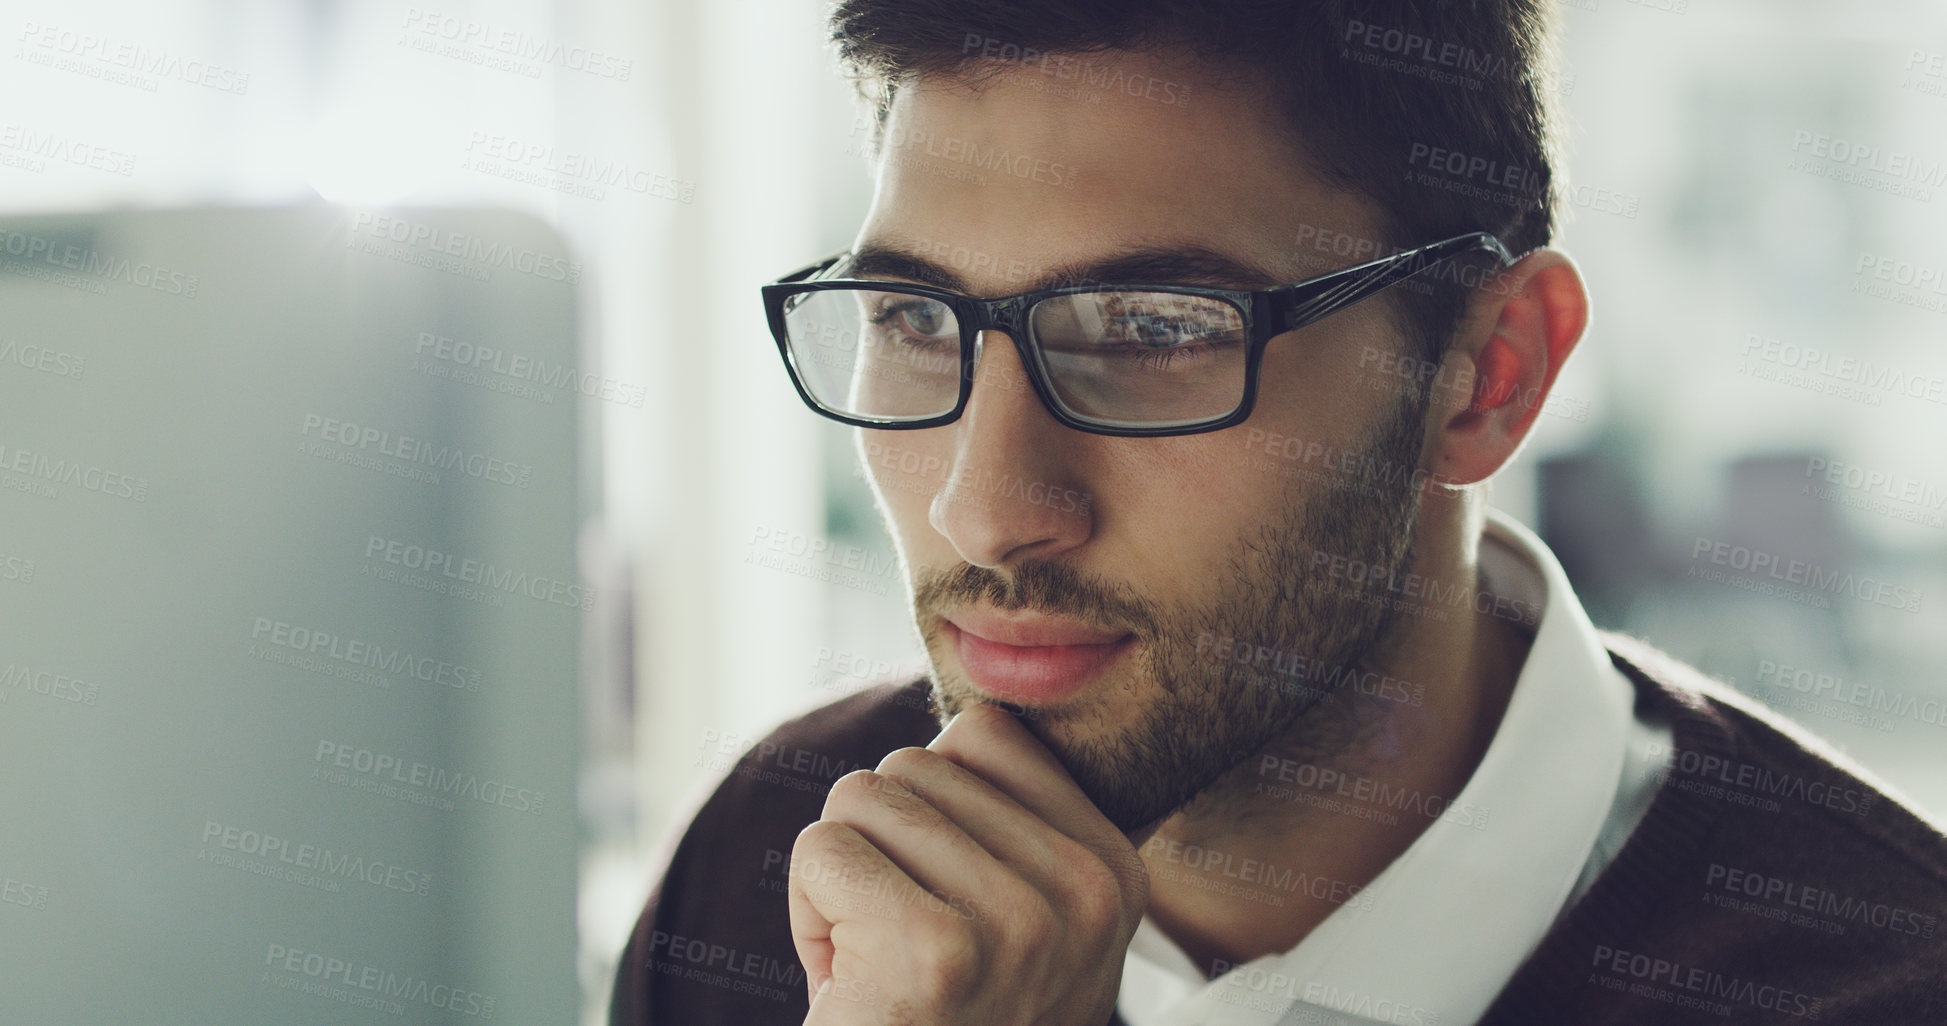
[858,49,1386,290]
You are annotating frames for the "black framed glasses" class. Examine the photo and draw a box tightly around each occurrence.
[760,231,1514,438]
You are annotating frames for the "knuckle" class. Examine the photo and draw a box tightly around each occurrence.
[874,747,942,800]
[1104,847,1151,903]
[824,768,885,810]
[909,916,981,1000]
[1075,877,1123,930]
[874,746,936,778]
[793,818,853,858]
[825,769,937,830]
[1066,854,1136,927]
[1011,892,1059,945]
[983,882,1054,940]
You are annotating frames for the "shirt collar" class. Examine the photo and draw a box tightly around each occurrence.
[1120,507,1636,1026]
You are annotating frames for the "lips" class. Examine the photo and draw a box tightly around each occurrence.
[944,608,1135,705]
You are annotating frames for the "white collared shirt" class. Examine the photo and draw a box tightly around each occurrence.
[1116,508,1672,1026]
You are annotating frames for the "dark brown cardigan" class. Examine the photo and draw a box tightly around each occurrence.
[609,632,1947,1025]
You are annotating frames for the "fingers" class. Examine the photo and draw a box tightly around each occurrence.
[788,820,918,1005]
[784,830,836,1002]
[823,769,1016,914]
[926,705,1147,894]
[786,716,1152,1025]
[791,774,1013,982]
[787,817,979,1011]
[871,745,1073,889]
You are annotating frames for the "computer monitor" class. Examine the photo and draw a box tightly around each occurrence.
[0,204,587,1024]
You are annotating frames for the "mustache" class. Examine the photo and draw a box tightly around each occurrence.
[912,559,1161,638]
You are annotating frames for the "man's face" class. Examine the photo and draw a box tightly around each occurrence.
[852,52,1434,837]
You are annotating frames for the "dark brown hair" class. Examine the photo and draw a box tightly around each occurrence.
[828,0,1565,363]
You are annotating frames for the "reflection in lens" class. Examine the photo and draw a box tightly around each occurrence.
[1029,291,1248,428]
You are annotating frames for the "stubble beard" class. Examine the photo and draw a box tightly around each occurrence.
[915,396,1427,837]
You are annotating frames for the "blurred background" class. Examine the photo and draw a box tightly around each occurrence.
[0,0,1943,1023]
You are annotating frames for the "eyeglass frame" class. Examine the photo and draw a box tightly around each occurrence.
[760,230,1516,438]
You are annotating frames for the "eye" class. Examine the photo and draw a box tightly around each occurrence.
[871,297,955,342]
[897,299,951,336]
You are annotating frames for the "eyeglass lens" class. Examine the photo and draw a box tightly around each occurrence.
[781,286,1249,428]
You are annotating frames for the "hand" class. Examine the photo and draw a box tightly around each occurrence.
[787,702,1150,1025]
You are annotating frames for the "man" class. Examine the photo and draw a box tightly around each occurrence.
[612,2,1947,1023]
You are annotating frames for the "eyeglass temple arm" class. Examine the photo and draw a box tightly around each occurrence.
[1271,232,1514,334]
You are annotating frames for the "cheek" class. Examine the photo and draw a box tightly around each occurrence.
[1198,317,1407,492]
[1255,317,1396,429]
[1085,437,1289,599]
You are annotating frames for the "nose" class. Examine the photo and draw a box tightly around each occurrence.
[928,330,1093,568]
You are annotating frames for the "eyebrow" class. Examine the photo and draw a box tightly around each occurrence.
[843,241,1291,295]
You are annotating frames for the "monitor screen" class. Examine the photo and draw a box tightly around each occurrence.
[0,203,586,1024]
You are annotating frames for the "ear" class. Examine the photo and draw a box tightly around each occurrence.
[1423,248,1589,488]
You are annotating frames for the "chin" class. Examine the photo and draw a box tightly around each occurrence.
[929,662,1129,734]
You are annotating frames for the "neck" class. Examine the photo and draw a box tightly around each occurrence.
[1135,499,1531,978]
